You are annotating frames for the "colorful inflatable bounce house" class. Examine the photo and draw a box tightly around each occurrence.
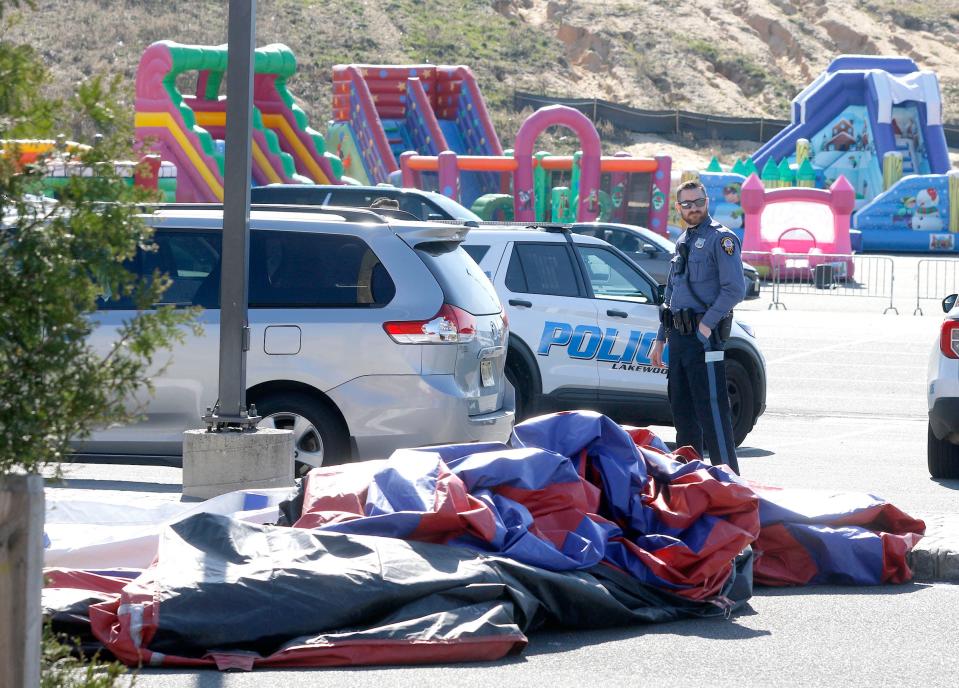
[397,105,673,231]
[740,173,856,280]
[699,55,958,253]
[325,64,673,229]
[135,41,342,202]
[1,138,178,201]
[131,44,672,228]
[327,63,502,202]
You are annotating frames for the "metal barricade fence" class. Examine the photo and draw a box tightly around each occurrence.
[743,251,898,314]
[915,259,959,315]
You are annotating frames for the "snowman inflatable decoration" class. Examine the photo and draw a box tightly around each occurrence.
[912,188,944,231]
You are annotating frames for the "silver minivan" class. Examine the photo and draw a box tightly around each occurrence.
[78,206,513,471]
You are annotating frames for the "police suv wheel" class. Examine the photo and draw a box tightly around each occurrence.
[505,357,532,421]
[927,422,959,479]
[252,392,349,475]
[725,359,754,447]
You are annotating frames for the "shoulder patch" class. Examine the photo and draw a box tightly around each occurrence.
[721,236,736,256]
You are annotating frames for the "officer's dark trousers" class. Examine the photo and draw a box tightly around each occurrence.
[667,327,740,474]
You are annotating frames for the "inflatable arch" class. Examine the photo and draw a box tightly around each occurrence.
[513,105,601,222]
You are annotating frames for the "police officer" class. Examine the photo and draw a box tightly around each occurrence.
[649,180,745,473]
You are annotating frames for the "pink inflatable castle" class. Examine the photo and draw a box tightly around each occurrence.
[740,173,856,281]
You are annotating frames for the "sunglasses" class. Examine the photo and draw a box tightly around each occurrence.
[677,197,707,209]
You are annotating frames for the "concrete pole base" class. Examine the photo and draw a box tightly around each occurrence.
[182,428,295,500]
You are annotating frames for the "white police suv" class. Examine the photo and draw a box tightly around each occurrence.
[927,293,959,479]
[461,225,766,446]
[77,205,513,472]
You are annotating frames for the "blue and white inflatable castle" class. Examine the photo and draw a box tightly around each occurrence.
[752,55,956,253]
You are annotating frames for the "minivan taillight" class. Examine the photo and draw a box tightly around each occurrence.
[940,320,959,359]
[383,304,477,344]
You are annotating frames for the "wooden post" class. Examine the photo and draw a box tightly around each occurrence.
[0,474,45,688]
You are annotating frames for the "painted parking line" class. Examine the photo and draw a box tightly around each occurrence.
[763,336,877,365]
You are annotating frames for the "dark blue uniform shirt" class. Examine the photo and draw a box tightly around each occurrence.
[656,216,745,340]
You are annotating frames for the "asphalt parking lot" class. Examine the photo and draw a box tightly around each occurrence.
[46,250,959,686]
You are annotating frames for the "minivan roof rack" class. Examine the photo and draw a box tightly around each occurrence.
[138,202,392,225]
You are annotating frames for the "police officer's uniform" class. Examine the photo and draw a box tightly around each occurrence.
[655,216,746,473]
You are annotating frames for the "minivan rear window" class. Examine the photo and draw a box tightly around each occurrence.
[250,231,395,308]
[415,241,501,315]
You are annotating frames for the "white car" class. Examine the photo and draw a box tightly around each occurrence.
[927,293,959,479]
[461,225,767,446]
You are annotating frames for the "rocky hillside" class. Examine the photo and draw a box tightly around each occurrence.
[7,0,959,167]
[516,0,959,115]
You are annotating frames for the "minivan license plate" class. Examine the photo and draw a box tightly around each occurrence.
[480,359,494,387]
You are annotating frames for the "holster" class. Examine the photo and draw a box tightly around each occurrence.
[717,312,734,342]
[676,308,696,336]
[659,305,673,330]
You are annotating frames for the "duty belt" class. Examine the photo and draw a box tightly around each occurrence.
[672,308,701,336]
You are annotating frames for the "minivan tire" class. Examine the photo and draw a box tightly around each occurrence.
[726,359,754,447]
[928,422,959,479]
[252,392,350,474]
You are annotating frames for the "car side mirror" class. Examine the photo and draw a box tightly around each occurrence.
[943,294,958,313]
[642,244,657,256]
[427,213,446,221]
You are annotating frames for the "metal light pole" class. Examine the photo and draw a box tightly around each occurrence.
[204,0,259,430]
[184,0,294,499]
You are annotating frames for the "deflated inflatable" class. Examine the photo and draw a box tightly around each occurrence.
[44,411,924,670]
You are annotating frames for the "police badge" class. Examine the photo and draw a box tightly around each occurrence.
[721,237,736,256]
[695,238,705,249]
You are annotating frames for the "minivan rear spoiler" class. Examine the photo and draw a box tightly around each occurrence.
[392,222,471,246]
